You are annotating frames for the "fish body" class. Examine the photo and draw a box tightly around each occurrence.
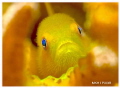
[36,13,90,78]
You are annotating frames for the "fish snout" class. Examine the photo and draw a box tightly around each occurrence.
[55,41,85,66]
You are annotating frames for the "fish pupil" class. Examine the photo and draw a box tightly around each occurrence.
[78,27,82,34]
[42,39,46,47]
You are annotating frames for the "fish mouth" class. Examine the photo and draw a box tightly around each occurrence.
[57,41,79,57]
[55,41,85,69]
[57,41,79,52]
[56,41,85,58]
[58,41,76,50]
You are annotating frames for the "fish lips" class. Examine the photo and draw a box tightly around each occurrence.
[55,41,86,66]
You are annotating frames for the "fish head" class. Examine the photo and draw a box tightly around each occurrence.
[37,13,90,78]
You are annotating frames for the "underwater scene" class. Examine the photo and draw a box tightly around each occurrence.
[2,2,118,86]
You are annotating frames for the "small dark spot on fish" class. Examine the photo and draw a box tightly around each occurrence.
[43,83,48,86]
[57,79,61,84]
[51,78,55,81]
[67,75,70,78]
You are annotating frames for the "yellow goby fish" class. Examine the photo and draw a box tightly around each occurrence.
[36,13,90,79]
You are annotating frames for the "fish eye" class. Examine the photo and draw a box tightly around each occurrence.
[78,26,82,34]
[42,38,47,48]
